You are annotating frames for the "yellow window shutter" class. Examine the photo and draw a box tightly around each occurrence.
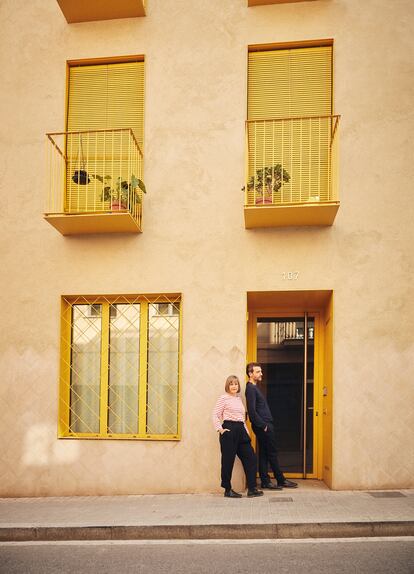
[65,61,144,213]
[67,61,144,146]
[248,46,332,120]
[247,46,334,204]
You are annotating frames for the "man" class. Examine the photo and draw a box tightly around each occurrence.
[245,362,298,490]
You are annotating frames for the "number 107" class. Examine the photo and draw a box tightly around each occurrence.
[282,271,299,280]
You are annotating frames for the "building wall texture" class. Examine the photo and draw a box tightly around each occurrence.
[1,0,413,496]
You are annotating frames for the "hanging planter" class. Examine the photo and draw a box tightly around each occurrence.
[72,135,90,185]
[72,169,90,185]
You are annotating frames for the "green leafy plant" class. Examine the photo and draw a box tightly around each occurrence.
[93,174,146,206]
[244,164,290,202]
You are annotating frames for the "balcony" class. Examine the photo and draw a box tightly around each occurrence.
[45,129,144,235]
[248,1,318,5]
[244,115,340,229]
[56,0,146,23]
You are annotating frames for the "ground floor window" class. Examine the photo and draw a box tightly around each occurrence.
[59,294,181,440]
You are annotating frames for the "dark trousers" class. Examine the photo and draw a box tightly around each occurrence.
[219,421,257,491]
[253,422,285,485]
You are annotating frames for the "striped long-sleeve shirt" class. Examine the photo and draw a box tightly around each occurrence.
[212,393,249,434]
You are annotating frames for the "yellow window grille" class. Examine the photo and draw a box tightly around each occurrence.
[59,295,181,440]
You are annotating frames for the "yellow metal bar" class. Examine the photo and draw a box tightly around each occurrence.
[85,131,90,211]
[99,304,110,436]
[138,301,148,435]
[47,134,65,159]
[331,115,340,142]
[48,127,132,136]
[46,127,144,159]
[299,119,303,202]
[246,114,340,124]
[245,310,257,453]
[129,128,144,159]
[313,313,323,479]
[244,122,249,205]
[281,119,285,202]
[176,300,183,438]
[303,312,308,477]
[63,294,181,305]
[318,117,321,198]
[76,133,80,213]
[61,433,180,441]
[58,298,73,437]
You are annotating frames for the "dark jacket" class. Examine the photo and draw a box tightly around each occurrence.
[245,382,273,429]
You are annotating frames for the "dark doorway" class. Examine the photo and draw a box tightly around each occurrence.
[256,316,314,476]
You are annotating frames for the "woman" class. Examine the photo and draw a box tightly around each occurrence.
[212,375,263,498]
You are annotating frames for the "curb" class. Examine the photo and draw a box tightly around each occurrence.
[1,521,413,542]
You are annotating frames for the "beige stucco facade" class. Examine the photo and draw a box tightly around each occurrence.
[1,0,413,496]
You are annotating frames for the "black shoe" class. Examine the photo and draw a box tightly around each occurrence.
[247,488,264,497]
[224,489,242,498]
[261,482,283,490]
[278,479,298,488]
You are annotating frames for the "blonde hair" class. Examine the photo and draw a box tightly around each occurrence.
[225,375,241,394]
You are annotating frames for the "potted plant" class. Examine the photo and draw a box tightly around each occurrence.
[244,164,290,205]
[93,174,146,210]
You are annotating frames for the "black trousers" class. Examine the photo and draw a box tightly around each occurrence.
[253,422,285,485]
[219,421,257,491]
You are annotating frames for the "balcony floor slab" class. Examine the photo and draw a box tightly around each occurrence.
[56,0,146,23]
[44,212,142,235]
[244,202,340,229]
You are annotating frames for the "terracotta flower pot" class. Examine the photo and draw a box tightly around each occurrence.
[255,196,273,205]
[111,200,127,211]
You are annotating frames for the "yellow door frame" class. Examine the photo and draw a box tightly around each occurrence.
[247,309,324,480]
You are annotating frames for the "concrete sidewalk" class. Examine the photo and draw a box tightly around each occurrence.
[1,481,413,541]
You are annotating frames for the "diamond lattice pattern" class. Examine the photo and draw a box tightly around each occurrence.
[60,295,181,439]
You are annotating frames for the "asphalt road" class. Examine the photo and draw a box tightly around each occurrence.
[0,538,413,574]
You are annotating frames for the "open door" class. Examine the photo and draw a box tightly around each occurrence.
[247,291,333,482]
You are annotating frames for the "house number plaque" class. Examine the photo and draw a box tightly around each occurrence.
[282,271,300,280]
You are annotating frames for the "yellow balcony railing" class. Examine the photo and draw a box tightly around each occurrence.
[244,115,340,228]
[45,129,144,235]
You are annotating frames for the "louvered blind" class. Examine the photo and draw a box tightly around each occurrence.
[247,46,333,204]
[67,61,144,144]
[65,61,144,213]
[248,46,332,120]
